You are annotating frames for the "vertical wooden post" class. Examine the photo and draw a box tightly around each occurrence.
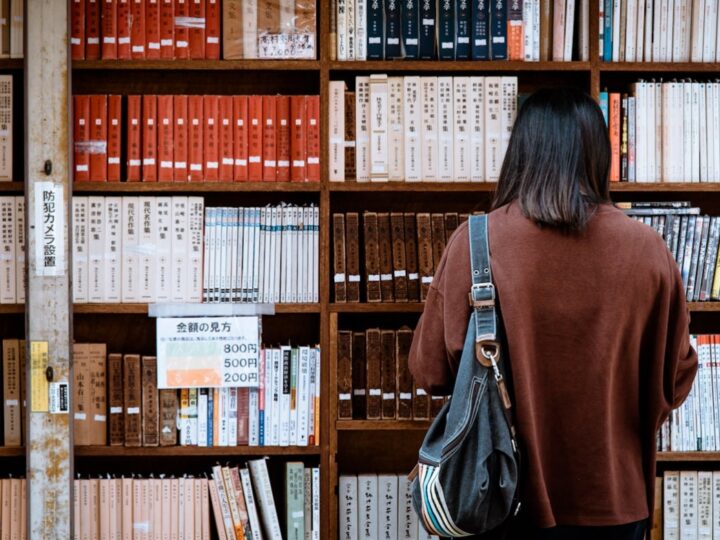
[25,1,73,538]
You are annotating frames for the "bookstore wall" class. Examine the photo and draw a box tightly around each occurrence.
[4,0,720,539]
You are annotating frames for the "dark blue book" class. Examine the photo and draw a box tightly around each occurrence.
[471,0,489,59]
[385,0,402,58]
[368,0,385,59]
[455,0,471,59]
[438,0,455,59]
[603,0,613,61]
[419,0,436,58]
[402,0,420,58]
[490,0,507,59]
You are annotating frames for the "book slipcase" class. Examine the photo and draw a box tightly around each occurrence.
[2,1,720,538]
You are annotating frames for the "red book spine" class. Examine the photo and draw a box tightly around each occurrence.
[89,95,108,182]
[262,95,277,182]
[107,95,122,182]
[218,96,234,182]
[173,95,189,181]
[74,96,90,182]
[174,0,190,58]
[101,0,118,59]
[130,0,146,58]
[145,0,161,58]
[142,95,158,182]
[276,96,291,182]
[205,0,220,59]
[86,0,101,59]
[188,95,204,181]
[126,95,143,182]
[233,96,248,182]
[236,388,249,445]
[306,95,320,182]
[71,0,85,60]
[247,96,263,181]
[609,92,620,182]
[117,0,132,59]
[203,95,219,181]
[159,0,174,58]
[290,96,307,182]
[158,95,174,182]
[188,0,205,59]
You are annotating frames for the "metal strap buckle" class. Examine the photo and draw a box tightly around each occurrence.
[468,282,496,308]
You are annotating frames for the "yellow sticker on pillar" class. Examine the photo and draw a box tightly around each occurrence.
[30,341,49,412]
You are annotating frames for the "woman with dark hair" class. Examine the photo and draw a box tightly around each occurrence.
[408,87,698,540]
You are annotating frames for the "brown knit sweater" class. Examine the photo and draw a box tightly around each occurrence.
[409,201,698,528]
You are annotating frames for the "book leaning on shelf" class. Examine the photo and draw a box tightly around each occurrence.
[329,75,517,183]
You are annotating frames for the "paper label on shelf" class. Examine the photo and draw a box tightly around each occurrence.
[49,382,69,414]
[157,316,260,389]
[30,341,49,412]
[33,182,66,277]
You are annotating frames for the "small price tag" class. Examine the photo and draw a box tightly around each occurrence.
[49,382,69,414]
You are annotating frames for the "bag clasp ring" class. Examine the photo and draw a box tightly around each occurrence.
[476,340,500,369]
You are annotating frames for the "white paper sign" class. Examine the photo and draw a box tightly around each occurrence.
[33,181,65,276]
[157,316,260,389]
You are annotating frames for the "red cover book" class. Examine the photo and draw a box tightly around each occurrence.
[188,95,204,181]
[188,0,205,59]
[290,96,306,182]
[126,95,143,181]
[145,0,161,58]
[203,95,219,181]
[107,95,122,182]
[130,0,146,58]
[142,95,158,182]
[89,95,108,182]
[276,96,291,182]
[173,95,189,181]
[86,0,101,59]
[205,0,220,59]
[247,96,263,181]
[232,96,248,182]
[158,95,174,182]
[117,0,132,58]
[237,388,249,445]
[71,0,85,60]
[173,0,190,58]
[609,92,620,182]
[218,96,234,182]
[306,95,320,182]
[73,96,90,182]
[262,95,277,182]
[159,0,174,58]
[101,0,118,59]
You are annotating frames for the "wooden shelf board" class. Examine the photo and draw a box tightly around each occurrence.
[0,447,23,457]
[330,303,425,313]
[74,181,321,193]
[336,420,431,431]
[0,304,23,314]
[72,303,320,314]
[0,182,23,192]
[0,59,23,70]
[610,182,720,192]
[600,62,720,72]
[687,303,720,312]
[330,182,720,192]
[329,61,592,72]
[74,446,321,457]
[73,59,320,71]
[657,452,720,462]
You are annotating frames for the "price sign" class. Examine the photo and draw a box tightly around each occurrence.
[156,316,260,389]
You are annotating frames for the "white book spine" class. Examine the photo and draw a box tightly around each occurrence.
[0,196,15,303]
[227,387,238,446]
[665,471,681,540]
[671,0,684,61]
[197,390,208,447]
[533,0,541,60]
[369,74,389,181]
[713,471,720,539]
[211,469,235,539]
[437,77,454,182]
[219,388,229,447]
[356,76,371,182]
[484,77,503,181]
[89,196,106,303]
[398,475,418,540]
[625,0,638,61]
[420,77,439,181]
[311,467,320,540]
[469,77,485,182]
[346,0,356,60]
[187,197,204,303]
[280,346,292,446]
[453,77,471,182]
[378,475,398,540]
[155,198,173,302]
[523,0,533,61]
[612,0,621,61]
[204,207,215,303]
[249,385,259,446]
[713,83,720,182]
[658,0,669,61]
[329,81,346,181]
[654,82,663,181]
[500,77,518,177]
[14,197,24,303]
[703,0,717,61]
[358,474,378,540]
[273,207,282,303]
[103,197,122,302]
[665,0,675,62]
[239,468,263,540]
[337,0,348,60]
[691,0,704,61]
[218,208,228,302]
[72,198,89,303]
[253,207,262,302]
[170,197,189,302]
[248,459,283,540]
[707,84,717,184]
[307,346,317,447]
[699,466,713,537]
[403,77,422,182]
[564,0,576,61]
[644,0,653,60]
[339,476,358,540]
[716,0,720,62]
[138,197,157,302]
[634,83,646,182]
[263,347,275,446]
[680,471,698,540]
[242,0,258,59]
[257,208,267,303]
[388,77,405,181]
[297,346,311,446]
[700,84,709,182]
[356,0,367,60]
[289,348,299,444]
[687,82,697,182]
[636,0,646,61]
[313,207,319,302]
[272,347,283,445]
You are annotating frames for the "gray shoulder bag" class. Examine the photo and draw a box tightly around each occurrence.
[410,214,521,537]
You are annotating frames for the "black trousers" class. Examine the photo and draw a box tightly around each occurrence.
[458,519,647,540]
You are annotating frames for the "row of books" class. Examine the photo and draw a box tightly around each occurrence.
[0,478,25,540]
[0,197,24,305]
[48,342,322,448]
[337,327,446,421]
[73,94,321,183]
[600,0,720,62]
[334,0,587,61]
[658,471,720,539]
[329,76,518,183]
[338,473,439,540]
[203,205,319,304]
[658,335,720,452]
[0,0,21,59]
[70,0,221,60]
[620,203,720,301]
[333,212,467,303]
[603,82,720,183]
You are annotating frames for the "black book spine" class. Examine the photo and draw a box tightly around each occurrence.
[471,0,489,59]
[419,0,436,59]
[490,0,507,59]
[438,0,455,59]
[402,0,420,58]
[368,0,385,58]
[385,0,403,57]
[455,0,471,59]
